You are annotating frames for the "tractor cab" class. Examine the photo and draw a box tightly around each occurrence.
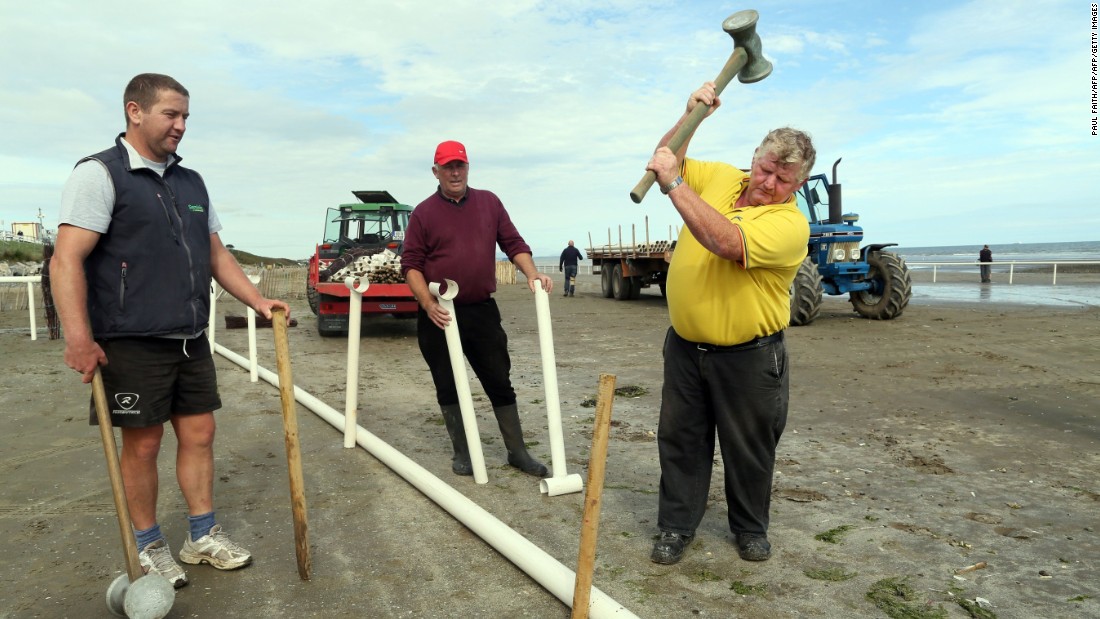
[317,190,413,261]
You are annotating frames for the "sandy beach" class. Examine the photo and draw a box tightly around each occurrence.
[1,272,1098,618]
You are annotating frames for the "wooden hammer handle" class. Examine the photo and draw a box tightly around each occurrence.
[629,47,749,203]
[92,369,145,582]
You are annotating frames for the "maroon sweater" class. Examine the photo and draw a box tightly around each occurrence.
[401,186,531,305]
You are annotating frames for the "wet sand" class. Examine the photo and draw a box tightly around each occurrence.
[1,273,1098,618]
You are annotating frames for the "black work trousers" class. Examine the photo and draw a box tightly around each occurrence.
[417,298,516,408]
[656,327,789,538]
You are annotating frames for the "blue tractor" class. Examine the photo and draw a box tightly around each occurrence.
[789,158,912,326]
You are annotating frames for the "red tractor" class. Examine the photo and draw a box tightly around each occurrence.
[306,190,418,336]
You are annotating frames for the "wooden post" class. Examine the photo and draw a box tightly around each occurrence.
[571,373,616,619]
[272,308,312,580]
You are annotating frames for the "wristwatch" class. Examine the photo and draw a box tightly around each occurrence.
[660,175,684,195]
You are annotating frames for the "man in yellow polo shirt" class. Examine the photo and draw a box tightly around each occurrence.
[645,81,813,565]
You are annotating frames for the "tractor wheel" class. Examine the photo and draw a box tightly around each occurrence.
[659,280,667,298]
[317,321,344,337]
[307,281,319,316]
[612,263,631,300]
[628,276,641,300]
[849,251,912,320]
[601,265,614,298]
[789,257,823,326]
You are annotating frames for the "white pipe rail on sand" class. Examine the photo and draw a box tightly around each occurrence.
[429,279,489,484]
[343,276,370,448]
[533,281,584,497]
[212,340,639,618]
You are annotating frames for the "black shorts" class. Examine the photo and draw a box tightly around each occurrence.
[89,336,222,428]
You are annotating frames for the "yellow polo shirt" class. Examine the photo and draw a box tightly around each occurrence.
[666,159,809,346]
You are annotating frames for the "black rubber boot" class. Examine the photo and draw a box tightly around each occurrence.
[494,403,548,477]
[440,404,473,476]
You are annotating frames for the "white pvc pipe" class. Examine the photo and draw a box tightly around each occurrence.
[533,281,583,497]
[429,279,488,485]
[208,284,218,348]
[26,281,37,341]
[247,308,258,382]
[246,273,262,383]
[343,276,370,448]
[212,343,638,618]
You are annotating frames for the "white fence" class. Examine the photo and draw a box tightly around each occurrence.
[0,267,310,342]
[0,276,43,339]
[0,231,48,244]
[907,261,1100,285]
[534,262,595,275]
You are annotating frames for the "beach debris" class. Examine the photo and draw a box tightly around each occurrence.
[775,487,827,502]
[613,385,648,398]
[1039,570,1053,579]
[866,577,948,618]
[814,524,855,544]
[956,596,996,617]
[954,561,988,575]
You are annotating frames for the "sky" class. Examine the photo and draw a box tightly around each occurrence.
[1,0,1097,260]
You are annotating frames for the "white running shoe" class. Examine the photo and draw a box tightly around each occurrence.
[138,539,189,589]
[179,524,253,570]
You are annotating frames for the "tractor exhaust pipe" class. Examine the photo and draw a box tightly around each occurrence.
[828,158,843,224]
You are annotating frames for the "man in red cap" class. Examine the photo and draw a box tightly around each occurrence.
[401,140,553,478]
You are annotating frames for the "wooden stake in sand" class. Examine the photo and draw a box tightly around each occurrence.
[571,373,616,619]
[272,308,312,580]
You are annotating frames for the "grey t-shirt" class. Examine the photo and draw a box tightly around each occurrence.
[59,137,222,234]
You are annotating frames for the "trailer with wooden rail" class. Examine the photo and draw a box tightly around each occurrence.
[586,219,677,300]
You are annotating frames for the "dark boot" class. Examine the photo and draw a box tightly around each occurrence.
[493,403,548,477]
[440,404,473,476]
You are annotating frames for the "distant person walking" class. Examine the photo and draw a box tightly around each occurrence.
[979,245,993,283]
[558,240,585,297]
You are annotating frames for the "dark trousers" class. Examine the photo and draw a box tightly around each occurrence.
[656,327,788,537]
[417,299,516,408]
[563,265,578,292]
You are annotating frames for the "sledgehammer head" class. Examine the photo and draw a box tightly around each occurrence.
[106,573,175,619]
[723,9,772,83]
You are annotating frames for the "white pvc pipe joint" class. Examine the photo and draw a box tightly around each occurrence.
[429,279,488,484]
[533,281,584,497]
[343,276,370,448]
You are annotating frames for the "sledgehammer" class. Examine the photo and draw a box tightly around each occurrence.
[533,280,584,496]
[92,369,175,618]
[629,9,773,203]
